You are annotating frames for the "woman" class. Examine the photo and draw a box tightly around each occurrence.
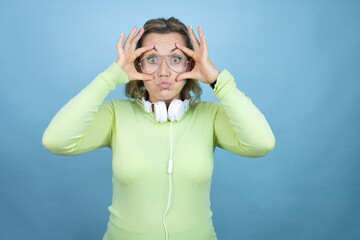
[42,17,275,240]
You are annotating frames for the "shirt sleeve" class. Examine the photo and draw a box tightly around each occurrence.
[212,70,275,157]
[42,62,129,156]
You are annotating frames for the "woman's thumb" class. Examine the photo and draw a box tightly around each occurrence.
[176,72,192,82]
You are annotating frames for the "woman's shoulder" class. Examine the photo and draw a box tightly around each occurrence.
[191,100,221,115]
[111,98,131,103]
[102,98,136,111]
[193,100,220,108]
[104,98,133,105]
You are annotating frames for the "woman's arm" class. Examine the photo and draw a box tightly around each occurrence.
[42,62,129,156]
[42,27,155,156]
[175,25,275,157]
[213,70,275,157]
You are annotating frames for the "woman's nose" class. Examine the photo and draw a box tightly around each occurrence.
[157,58,170,77]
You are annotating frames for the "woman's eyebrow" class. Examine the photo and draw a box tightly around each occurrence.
[153,47,178,52]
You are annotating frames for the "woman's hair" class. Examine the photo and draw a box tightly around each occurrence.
[125,17,202,106]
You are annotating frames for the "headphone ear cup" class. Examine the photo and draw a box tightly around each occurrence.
[154,101,167,123]
[142,97,153,113]
[168,99,189,121]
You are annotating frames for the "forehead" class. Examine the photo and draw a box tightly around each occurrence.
[142,33,186,54]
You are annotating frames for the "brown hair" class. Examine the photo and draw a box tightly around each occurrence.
[125,17,202,106]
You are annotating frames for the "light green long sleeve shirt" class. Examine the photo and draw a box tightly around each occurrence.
[42,62,275,240]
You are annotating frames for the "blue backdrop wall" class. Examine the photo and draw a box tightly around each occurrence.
[1,0,359,239]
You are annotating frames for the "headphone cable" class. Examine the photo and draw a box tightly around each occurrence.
[163,119,174,240]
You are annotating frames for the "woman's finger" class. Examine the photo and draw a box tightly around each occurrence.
[134,73,154,81]
[117,33,125,50]
[135,45,155,57]
[176,70,196,81]
[124,26,137,50]
[130,27,144,50]
[198,26,208,53]
[175,43,194,57]
[188,25,200,49]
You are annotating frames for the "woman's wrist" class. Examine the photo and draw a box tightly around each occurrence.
[209,79,217,89]
[205,59,220,84]
[115,59,124,69]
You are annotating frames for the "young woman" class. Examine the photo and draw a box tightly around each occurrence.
[42,17,275,240]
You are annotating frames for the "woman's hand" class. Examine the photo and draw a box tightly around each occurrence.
[175,26,220,84]
[115,26,154,81]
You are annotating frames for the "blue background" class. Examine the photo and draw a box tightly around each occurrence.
[1,0,359,239]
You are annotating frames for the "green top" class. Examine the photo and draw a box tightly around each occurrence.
[42,62,275,240]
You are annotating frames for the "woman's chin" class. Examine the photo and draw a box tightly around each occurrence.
[151,93,179,103]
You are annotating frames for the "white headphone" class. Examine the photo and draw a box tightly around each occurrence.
[140,96,190,123]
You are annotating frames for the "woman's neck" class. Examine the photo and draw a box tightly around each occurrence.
[147,95,182,109]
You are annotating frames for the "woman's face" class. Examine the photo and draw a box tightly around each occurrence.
[140,32,188,105]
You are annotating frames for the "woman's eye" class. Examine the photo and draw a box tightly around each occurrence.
[171,56,183,64]
[146,57,157,64]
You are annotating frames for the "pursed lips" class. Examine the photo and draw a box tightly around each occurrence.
[158,81,171,88]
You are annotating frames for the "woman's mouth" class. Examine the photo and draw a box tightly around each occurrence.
[158,81,171,88]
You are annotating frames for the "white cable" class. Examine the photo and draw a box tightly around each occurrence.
[163,119,174,240]
[163,170,172,240]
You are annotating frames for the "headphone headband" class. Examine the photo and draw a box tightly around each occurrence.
[139,97,189,123]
